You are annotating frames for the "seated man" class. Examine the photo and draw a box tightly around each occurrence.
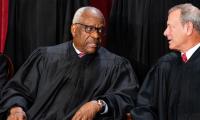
[0,53,13,93]
[0,7,138,120]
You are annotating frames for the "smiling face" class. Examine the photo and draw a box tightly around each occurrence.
[71,9,105,54]
[163,9,189,52]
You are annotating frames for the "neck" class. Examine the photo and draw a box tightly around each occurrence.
[73,43,83,54]
[181,33,200,53]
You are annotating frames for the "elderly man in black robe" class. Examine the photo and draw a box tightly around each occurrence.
[131,3,200,120]
[0,6,138,120]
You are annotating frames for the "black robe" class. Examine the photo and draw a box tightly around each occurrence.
[131,47,200,120]
[0,54,9,94]
[0,41,138,120]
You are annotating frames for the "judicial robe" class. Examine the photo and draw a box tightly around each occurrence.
[0,54,9,93]
[131,47,200,120]
[0,41,138,120]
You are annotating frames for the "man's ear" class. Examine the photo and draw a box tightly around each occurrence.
[71,24,76,37]
[186,21,194,35]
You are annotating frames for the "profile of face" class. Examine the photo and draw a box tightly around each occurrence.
[163,9,189,51]
[71,9,105,54]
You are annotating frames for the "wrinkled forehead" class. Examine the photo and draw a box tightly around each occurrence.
[167,10,181,22]
[168,9,181,18]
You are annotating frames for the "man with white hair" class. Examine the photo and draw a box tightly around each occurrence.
[0,6,138,120]
[131,3,200,120]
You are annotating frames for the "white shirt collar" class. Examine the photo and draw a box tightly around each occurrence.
[73,43,82,54]
[182,42,200,60]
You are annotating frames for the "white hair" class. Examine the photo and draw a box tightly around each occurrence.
[169,3,200,33]
[72,6,105,24]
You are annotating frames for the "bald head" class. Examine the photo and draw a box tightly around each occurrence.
[72,6,105,25]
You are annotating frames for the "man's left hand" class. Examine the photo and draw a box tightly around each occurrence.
[72,101,101,120]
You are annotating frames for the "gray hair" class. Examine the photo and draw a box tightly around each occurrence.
[72,6,105,24]
[169,3,200,33]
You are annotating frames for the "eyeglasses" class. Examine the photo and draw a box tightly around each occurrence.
[74,23,105,34]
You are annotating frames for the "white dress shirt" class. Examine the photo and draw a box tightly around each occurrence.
[182,42,200,60]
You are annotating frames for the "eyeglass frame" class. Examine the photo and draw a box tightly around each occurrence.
[73,23,105,35]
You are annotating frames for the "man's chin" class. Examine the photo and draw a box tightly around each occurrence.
[168,43,174,49]
[169,46,176,50]
[86,48,97,54]
[169,46,173,50]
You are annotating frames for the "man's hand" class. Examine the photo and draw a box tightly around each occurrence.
[72,101,101,120]
[7,106,27,120]
[126,113,133,120]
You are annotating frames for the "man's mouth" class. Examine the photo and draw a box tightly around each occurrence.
[168,39,172,44]
[87,43,98,48]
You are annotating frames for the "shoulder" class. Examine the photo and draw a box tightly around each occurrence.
[45,42,69,55]
[153,52,179,71]
[157,52,179,63]
[25,42,70,63]
[34,42,70,57]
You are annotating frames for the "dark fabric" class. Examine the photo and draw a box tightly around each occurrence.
[0,54,9,93]
[0,41,138,120]
[106,0,200,67]
[107,0,152,84]
[5,0,89,70]
[107,0,168,67]
[131,47,200,120]
[129,58,149,86]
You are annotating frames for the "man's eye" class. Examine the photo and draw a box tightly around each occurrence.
[98,29,103,33]
[85,27,94,32]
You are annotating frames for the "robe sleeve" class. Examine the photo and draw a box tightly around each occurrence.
[131,60,171,120]
[97,58,139,119]
[0,48,45,114]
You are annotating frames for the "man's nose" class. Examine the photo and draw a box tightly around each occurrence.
[163,28,168,36]
[91,31,101,39]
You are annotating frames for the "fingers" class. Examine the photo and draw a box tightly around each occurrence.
[7,107,27,120]
[7,112,26,120]
[72,109,88,120]
[126,113,133,120]
[72,101,99,120]
[71,110,82,120]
